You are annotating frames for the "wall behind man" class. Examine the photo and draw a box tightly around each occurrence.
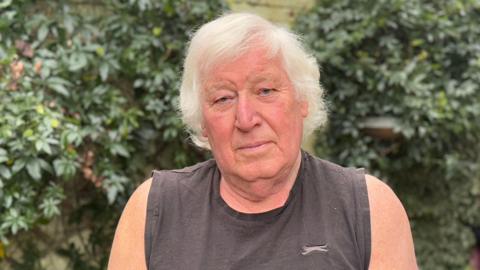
[227,0,314,26]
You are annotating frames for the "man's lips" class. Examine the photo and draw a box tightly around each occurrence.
[236,141,272,150]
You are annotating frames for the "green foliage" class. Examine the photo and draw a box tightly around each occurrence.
[0,0,226,268]
[295,0,480,269]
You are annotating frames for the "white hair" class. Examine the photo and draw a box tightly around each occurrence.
[179,12,327,149]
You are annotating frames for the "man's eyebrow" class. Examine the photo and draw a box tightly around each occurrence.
[204,80,236,93]
[247,72,280,84]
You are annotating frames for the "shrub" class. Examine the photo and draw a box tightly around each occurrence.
[295,0,480,269]
[0,0,226,268]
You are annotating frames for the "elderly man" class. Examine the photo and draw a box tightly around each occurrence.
[108,13,417,269]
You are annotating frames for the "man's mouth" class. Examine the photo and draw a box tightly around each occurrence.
[237,141,272,150]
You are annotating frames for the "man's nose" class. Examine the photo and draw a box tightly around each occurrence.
[235,95,260,131]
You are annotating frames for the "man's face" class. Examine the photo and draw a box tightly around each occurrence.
[201,48,308,182]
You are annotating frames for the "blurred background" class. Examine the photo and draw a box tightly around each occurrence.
[0,0,479,269]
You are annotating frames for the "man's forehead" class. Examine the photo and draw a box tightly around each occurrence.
[203,69,284,89]
[203,46,281,71]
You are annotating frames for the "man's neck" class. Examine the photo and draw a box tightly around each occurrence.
[219,152,302,213]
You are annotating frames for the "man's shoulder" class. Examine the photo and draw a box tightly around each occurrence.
[366,175,418,268]
[152,159,216,179]
[302,151,365,184]
[149,159,217,195]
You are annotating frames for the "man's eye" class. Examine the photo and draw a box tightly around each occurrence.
[259,88,274,96]
[214,96,232,104]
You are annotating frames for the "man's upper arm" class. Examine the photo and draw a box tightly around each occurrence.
[108,178,152,270]
[366,174,418,270]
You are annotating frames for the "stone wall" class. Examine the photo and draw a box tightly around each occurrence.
[227,0,315,27]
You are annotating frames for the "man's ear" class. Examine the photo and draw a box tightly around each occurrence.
[201,123,208,138]
[300,100,309,118]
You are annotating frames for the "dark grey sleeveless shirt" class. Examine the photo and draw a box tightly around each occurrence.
[145,151,371,269]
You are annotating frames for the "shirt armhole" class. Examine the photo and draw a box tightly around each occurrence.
[353,168,372,270]
[144,171,162,269]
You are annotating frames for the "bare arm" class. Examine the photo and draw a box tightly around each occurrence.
[366,174,418,270]
[108,178,152,270]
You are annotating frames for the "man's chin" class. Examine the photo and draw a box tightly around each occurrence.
[234,162,282,182]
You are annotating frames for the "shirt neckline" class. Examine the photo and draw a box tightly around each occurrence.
[212,151,306,223]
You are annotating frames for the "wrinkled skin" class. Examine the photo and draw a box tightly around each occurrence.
[201,48,308,202]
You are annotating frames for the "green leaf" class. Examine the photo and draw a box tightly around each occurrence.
[53,158,76,178]
[37,24,49,42]
[133,79,143,88]
[110,143,130,157]
[137,0,152,11]
[47,77,71,96]
[2,208,28,234]
[0,165,11,179]
[35,140,43,152]
[99,63,109,81]
[26,158,41,180]
[152,27,162,36]
[68,53,88,71]
[4,195,12,208]
[0,0,12,9]
[95,46,105,57]
[35,138,53,154]
[63,131,82,146]
[0,148,7,163]
[103,174,128,204]
[50,118,60,128]
[53,159,65,177]
[39,198,61,218]
[42,142,52,154]
[47,76,71,86]
[49,83,69,97]
[38,159,52,174]
[11,159,26,174]
[23,129,34,138]
[63,15,74,34]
